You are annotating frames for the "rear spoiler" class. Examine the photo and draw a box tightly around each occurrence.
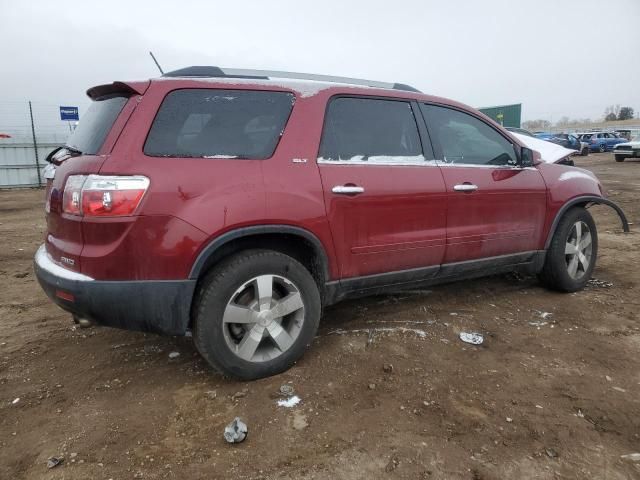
[86,81,150,100]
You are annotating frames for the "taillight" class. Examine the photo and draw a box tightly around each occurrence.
[62,175,149,217]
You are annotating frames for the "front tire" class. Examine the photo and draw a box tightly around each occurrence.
[615,155,625,162]
[539,207,598,292]
[193,250,321,380]
[598,144,606,153]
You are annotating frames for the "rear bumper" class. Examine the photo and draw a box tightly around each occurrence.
[34,245,195,335]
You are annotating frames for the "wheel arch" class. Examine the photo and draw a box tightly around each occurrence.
[189,225,331,286]
[544,195,630,249]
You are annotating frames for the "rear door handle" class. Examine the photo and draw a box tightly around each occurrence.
[332,185,365,195]
[453,183,478,192]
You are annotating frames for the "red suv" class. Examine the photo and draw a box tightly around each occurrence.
[35,66,629,380]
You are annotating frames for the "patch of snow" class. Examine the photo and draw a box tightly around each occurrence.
[155,76,374,98]
[318,155,435,165]
[277,395,301,408]
[528,321,548,327]
[12,398,20,405]
[328,327,427,338]
[621,453,640,462]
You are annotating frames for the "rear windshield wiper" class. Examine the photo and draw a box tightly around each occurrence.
[63,145,83,155]
[45,145,83,165]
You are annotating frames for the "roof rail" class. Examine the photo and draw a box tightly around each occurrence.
[161,66,421,93]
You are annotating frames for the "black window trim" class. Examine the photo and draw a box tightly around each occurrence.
[418,102,525,169]
[142,87,296,161]
[316,94,436,166]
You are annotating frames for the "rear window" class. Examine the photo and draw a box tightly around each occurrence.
[66,95,128,155]
[144,89,294,159]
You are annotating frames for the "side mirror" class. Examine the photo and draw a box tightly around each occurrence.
[519,147,536,167]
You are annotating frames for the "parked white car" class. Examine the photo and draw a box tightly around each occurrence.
[613,136,640,162]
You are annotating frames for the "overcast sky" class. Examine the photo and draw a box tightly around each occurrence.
[1,0,638,135]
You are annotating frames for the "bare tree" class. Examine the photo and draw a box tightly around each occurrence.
[604,105,621,120]
[522,119,551,130]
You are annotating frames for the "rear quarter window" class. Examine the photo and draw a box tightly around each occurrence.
[66,95,128,155]
[144,89,294,159]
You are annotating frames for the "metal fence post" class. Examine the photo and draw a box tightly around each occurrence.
[28,100,42,186]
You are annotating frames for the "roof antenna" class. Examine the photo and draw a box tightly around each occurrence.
[149,51,164,75]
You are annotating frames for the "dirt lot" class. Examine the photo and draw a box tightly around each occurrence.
[1,153,639,479]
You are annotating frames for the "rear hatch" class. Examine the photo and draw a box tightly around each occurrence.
[44,82,147,274]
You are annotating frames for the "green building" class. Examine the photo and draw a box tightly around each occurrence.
[478,103,522,128]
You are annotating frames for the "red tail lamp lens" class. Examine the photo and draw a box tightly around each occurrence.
[62,175,149,217]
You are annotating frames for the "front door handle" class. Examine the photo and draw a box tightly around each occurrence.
[332,185,365,195]
[453,183,478,193]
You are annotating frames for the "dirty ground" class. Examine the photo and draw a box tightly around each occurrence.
[1,153,639,479]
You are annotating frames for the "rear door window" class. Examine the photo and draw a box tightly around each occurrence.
[144,89,294,159]
[318,97,424,163]
[422,104,517,166]
[66,95,128,155]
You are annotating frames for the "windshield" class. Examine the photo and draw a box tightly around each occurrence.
[66,95,128,154]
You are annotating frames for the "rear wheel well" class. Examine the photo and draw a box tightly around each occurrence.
[190,233,328,325]
[200,233,326,282]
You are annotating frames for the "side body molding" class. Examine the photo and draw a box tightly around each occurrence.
[544,195,630,249]
[189,225,331,281]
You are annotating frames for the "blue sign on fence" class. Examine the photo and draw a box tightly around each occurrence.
[59,106,79,121]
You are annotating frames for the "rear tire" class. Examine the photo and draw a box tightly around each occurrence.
[193,249,321,380]
[539,207,597,292]
[615,155,625,162]
[599,144,606,153]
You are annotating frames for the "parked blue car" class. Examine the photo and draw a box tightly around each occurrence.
[577,132,627,153]
[534,132,588,155]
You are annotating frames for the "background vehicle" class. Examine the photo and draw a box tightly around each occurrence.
[534,132,588,156]
[613,136,640,162]
[512,133,577,165]
[34,67,629,380]
[505,127,535,137]
[578,132,627,153]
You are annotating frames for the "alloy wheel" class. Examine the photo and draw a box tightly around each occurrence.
[222,274,305,362]
[564,221,593,280]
